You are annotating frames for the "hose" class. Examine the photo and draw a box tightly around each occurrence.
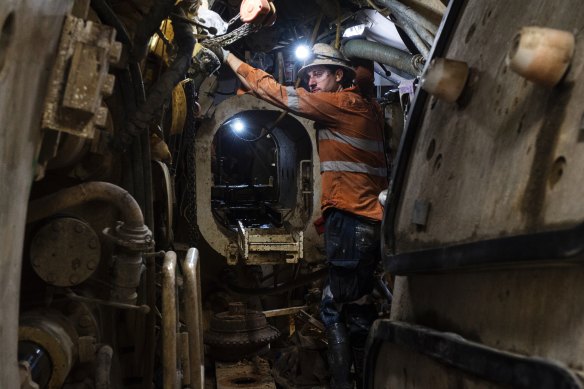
[123,12,196,146]
[393,12,430,58]
[374,0,438,35]
[366,0,435,57]
[342,39,424,78]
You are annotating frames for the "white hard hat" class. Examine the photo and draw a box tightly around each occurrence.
[298,43,356,80]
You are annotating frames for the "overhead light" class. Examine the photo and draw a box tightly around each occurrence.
[295,44,310,60]
[343,24,366,38]
[232,119,245,133]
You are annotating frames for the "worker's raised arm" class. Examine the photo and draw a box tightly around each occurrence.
[223,52,340,126]
[224,52,252,91]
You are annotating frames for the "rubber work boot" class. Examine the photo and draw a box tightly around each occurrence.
[326,323,354,389]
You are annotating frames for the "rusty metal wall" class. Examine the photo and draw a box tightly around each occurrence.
[378,0,584,386]
[395,0,584,252]
[0,0,72,387]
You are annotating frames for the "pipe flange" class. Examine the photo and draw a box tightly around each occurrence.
[30,218,101,287]
[102,221,153,251]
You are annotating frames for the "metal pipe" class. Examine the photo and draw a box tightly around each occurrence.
[182,248,204,389]
[178,332,191,386]
[64,289,150,313]
[162,251,178,389]
[27,182,144,229]
[95,345,113,389]
[342,39,423,77]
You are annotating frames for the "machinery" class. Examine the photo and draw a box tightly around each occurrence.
[9,0,584,387]
[25,0,584,388]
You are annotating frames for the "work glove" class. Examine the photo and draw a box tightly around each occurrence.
[220,47,230,63]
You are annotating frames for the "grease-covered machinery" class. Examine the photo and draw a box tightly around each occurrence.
[1,0,435,387]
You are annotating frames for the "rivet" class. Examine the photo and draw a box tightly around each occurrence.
[87,260,97,270]
[88,238,98,249]
[75,224,84,233]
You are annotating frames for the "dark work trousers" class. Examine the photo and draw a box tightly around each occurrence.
[320,209,380,337]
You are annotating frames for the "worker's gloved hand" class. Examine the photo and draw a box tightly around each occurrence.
[221,47,230,63]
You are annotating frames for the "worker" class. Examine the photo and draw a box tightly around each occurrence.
[221,43,388,389]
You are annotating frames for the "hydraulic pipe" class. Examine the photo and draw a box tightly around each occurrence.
[162,251,178,389]
[183,248,204,389]
[27,182,152,305]
[27,182,144,229]
[342,39,424,77]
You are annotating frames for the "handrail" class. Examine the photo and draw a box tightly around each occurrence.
[162,251,178,389]
[183,248,205,389]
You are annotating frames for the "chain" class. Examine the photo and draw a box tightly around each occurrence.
[203,23,261,47]
[180,80,200,246]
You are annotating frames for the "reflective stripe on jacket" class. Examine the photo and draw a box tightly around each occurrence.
[237,63,388,221]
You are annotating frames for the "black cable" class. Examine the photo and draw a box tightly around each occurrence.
[121,10,196,147]
[90,0,132,46]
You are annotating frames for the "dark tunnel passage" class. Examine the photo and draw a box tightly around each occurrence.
[211,110,312,230]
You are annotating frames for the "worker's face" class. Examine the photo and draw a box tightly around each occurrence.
[306,66,343,93]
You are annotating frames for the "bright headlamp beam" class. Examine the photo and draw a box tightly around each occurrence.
[232,119,245,133]
[295,44,310,61]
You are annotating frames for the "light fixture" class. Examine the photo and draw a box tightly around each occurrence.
[343,24,366,38]
[295,44,310,61]
[232,119,245,133]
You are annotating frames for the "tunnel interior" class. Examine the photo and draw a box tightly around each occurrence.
[211,110,312,230]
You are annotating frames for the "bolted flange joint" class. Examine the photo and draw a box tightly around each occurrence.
[102,221,154,252]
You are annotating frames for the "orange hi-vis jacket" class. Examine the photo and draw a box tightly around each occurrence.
[237,63,388,221]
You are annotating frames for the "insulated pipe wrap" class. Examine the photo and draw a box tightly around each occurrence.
[342,39,423,77]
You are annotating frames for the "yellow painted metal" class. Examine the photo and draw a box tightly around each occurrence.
[170,79,189,135]
[148,19,174,65]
